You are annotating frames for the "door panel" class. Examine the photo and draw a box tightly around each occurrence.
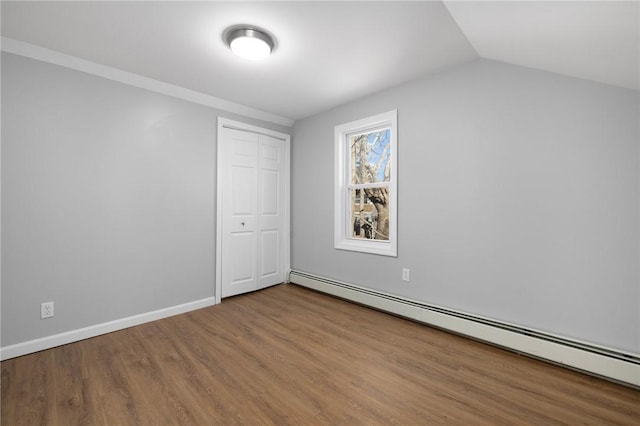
[261,170,279,215]
[260,229,279,277]
[233,138,259,158]
[261,142,280,163]
[231,232,255,282]
[232,166,256,215]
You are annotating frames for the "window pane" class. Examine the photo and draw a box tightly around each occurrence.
[350,128,391,185]
[349,188,390,241]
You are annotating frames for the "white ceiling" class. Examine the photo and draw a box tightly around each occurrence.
[1,1,638,125]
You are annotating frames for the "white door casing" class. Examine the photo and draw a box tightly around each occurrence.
[216,118,290,301]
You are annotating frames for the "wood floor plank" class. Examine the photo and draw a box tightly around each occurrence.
[2,283,639,425]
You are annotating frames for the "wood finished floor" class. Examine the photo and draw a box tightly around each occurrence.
[2,284,639,425]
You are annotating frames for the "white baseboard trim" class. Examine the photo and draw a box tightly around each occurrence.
[289,270,640,388]
[0,297,216,361]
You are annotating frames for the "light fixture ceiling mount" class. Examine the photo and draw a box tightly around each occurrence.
[225,25,275,61]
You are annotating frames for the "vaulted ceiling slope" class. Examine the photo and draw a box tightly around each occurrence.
[445,1,639,92]
[1,1,638,125]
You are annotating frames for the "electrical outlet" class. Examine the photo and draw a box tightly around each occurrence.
[41,302,54,319]
[402,268,410,282]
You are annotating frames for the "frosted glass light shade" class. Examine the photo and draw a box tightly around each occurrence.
[226,27,274,61]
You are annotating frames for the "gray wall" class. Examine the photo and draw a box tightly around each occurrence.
[292,59,640,353]
[1,52,289,347]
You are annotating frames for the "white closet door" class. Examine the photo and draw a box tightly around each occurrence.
[257,135,285,289]
[220,126,286,298]
[220,127,259,298]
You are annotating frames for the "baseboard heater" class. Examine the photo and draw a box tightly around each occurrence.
[289,270,640,388]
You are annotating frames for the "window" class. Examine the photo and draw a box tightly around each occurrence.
[334,110,397,256]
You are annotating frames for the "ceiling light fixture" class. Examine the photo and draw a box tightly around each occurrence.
[225,26,275,61]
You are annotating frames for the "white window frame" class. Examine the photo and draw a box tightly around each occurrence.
[334,110,397,257]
